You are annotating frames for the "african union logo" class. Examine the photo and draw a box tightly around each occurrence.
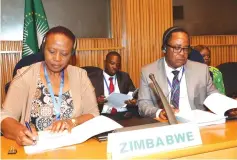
[22,11,49,57]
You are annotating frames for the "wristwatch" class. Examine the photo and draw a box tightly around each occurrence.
[71,118,77,127]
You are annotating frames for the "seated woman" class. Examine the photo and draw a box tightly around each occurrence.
[1,26,99,146]
[194,45,225,94]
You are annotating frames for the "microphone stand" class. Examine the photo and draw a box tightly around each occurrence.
[113,73,176,133]
[149,73,178,125]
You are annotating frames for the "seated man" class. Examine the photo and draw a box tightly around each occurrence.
[95,51,138,118]
[138,26,219,120]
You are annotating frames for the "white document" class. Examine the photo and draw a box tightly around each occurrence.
[175,109,226,127]
[176,93,237,127]
[204,93,237,116]
[24,115,123,154]
[127,91,133,97]
[106,92,133,108]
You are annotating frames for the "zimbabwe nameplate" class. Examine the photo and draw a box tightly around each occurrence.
[107,122,202,159]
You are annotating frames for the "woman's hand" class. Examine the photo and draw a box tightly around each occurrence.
[46,119,75,133]
[15,125,38,146]
[159,106,179,120]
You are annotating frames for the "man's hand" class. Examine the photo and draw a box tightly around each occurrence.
[226,108,237,117]
[159,107,179,120]
[124,99,137,105]
[97,95,107,105]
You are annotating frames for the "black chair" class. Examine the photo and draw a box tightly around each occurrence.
[5,53,44,94]
[4,82,11,94]
[81,66,103,98]
[188,49,214,79]
[188,48,205,64]
[217,62,237,96]
[13,53,44,77]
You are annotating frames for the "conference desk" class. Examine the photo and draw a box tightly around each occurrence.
[1,120,237,159]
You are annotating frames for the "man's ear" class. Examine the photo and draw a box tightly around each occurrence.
[104,60,106,68]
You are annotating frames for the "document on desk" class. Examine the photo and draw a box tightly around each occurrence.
[24,115,123,154]
[106,92,133,108]
[176,109,226,127]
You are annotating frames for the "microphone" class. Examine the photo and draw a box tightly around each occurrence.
[113,74,175,133]
[149,73,178,125]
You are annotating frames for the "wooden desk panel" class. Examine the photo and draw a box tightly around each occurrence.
[1,121,237,159]
[1,138,107,159]
[175,147,237,159]
[137,120,237,159]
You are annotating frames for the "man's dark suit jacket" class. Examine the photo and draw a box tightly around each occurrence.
[94,70,136,98]
[82,67,137,116]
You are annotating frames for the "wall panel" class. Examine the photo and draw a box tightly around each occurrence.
[123,0,173,86]
[191,35,237,66]
[1,0,124,103]
[1,0,237,104]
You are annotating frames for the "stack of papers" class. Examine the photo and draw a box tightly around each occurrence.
[203,93,237,116]
[176,93,237,126]
[24,115,123,154]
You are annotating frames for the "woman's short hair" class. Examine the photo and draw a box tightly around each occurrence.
[41,26,77,55]
[44,26,76,44]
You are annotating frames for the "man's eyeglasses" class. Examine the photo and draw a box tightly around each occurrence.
[166,44,191,54]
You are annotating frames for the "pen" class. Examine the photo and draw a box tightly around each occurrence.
[25,121,37,143]
[25,121,32,133]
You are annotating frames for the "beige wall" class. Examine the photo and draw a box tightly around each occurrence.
[173,0,237,35]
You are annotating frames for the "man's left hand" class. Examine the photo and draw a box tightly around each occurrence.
[124,99,137,105]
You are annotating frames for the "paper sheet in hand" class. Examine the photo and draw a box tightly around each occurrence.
[106,92,133,108]
[204,93,237,116]
[24,115,123,154]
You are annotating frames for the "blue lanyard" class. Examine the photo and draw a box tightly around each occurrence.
[167,67,185,100]
[103,75,117,94]
[43,63,64,120]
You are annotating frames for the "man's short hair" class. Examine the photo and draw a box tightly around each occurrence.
[106,51,121,61]
[162,26,190,51]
